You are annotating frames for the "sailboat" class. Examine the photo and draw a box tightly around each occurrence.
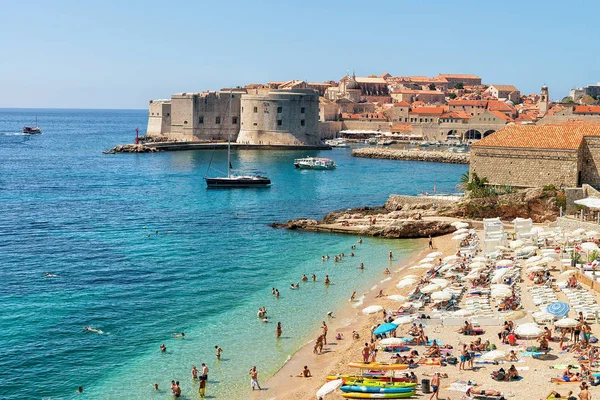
[23,115,42,134]
[204,91,271,188]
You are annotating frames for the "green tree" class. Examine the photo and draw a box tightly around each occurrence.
[448,93,457,100]
[428,83,436,91]
[561,96,574,104]
[455,82,464,90]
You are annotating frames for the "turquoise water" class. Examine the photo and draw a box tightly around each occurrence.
[0,109,468,399]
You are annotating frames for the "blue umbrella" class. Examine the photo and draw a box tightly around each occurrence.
[547,302,570,317]
[373,323,398,335]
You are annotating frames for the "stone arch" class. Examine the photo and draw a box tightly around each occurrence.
[465,129,482,140]
[483,129,496,137]
[447,129,458,139]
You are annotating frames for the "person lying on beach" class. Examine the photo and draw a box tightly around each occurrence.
[335,333,343,340]
[173,332,185,338]
[352,331,360,339]
[375,290,385,298]
[425,340,441,357]
[44,272,57,277]
[466,388,502,397]
[292,365,312,378]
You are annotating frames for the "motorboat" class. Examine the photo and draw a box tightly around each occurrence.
[294,157,337,170]
[23,116,42,134]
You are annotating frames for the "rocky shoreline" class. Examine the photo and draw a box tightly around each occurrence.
[352,147,469,164]
[103,144,160,154]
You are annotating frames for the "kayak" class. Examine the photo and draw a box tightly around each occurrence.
[341,391,416,399]
[341,385,414,393]
[344,381,417,388]
[327,375,410,383]
[348,362,409,371]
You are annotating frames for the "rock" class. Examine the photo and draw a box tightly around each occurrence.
[352,148,469,164]
[104,144,160,154]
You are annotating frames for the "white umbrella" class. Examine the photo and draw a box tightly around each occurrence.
[526,256,543,264]
[496,259,513,267]
[420,257,435,264]
[451,221,465,227]
[540,256,557,264]
[480,350,507,361]
[421,284,441,293]
[573,228,586,235]
[469,261,486,269]
[472,256,487,262]
[509,240,524,249]
[521,245,538,253]
[402,301,422,309]
[452,234,468,241]
[491,288,512,298]
[453,309,473,317]
[495,246,510,252]
[391,316,414,326]
[379,337,406,346]
[401,275,419,280]
[491,268,511,283]
[491,283,511,291]
[387,295,408,302]
[555,318,579,328]
[427,251,443,258]
[581,242,599,251]
[396,279,417,289]
[443,255,460,262]
[418,263,434,269]
[526,266,545,273]
[586,230,599,237]
[454,228,469,235]
[559,270,578,279]
[362,305,384,315]
[515,323,544,338]
[430,278,450,288]
[532,311,555,322]
[431,291,452,302]
[455,222,469,229]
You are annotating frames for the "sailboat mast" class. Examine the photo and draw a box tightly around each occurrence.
[227,90,232,178]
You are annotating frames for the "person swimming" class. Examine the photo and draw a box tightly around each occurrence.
[160,344,166,352]
[359,263,364,270]
[44,272,57,277]
[83,326,103,334]
[173,332,185,338]
[301,274,308,281]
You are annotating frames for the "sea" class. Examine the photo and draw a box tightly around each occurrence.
[0,108,468,399]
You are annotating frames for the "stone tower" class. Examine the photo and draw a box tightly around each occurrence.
[539,85,550,115]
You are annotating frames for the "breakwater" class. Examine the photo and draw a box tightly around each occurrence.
[352,147,469,164]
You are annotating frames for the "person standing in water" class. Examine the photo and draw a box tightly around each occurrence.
[321,321,328,344]
[324,275,331,285]
[276,322,282,338]
[312,273,316,282]
[191,365,198,379]
[389,251,393,261]
[215,345,223,359]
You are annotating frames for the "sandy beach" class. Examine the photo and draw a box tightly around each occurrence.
[253,221,600,400]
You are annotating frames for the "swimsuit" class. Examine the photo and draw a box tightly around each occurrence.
[432,384,439,392]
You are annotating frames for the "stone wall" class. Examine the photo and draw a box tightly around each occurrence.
[341,120,393,132]
[384,194,459,211]
[556,216,600,233]
[470,146,580,187]
[353,148,468,164]
[565,187,585,214]
[318,121,342,140]
[147,100,171,136]
[581,137,600,187]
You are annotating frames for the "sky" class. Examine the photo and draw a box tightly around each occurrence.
[1,0,599,109]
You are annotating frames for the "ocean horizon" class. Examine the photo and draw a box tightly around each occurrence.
[0,108,468,399]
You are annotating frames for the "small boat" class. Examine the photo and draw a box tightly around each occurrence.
[377,139,393,146]
[294,157,337,170]
[341,391,416,399]
[347,362,409,371]
[23,116,42,134]
[325,138,349,148]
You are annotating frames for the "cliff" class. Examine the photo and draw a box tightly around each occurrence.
[352,148,469,164]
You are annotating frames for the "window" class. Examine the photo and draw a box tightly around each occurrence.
[301,119,305,126]
[199,116,204,124]
[253,122,257,126]
[167,113,170,117]
[232,116,238,124]
[215,116,221,124]
[184,120,188,125]
[277,107,282,113]
[301,107,305,114]
[253,107,258,113]
[151,112,154,115]
[241,107,244,112]
[277,120,282,126]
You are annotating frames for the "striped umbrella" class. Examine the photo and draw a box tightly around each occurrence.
[547,302,570,317]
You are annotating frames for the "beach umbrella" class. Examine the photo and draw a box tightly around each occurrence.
[373,323,398,335]
[454,228,469,235]
[430,278,450,287]
[559,270,577,279]
[480,350,507,361]
[427,251,443,258]
[547,302,570,318]
[495,246,510,252]
[491,288,512,298]
[387,294,408,302]
[526,256,543,264]
[521,245,539,253]
[455,222,469,229]
[316,379,343,399]
[509,240,524,249]
[443,255,460,262]
[526,266,545,273]
[491,283,511,291]
[417,263,434,269]
[586,230,599,238]
[379,337,406,346]
[402,274,418,280]
[491,268,511,284]
[453,309,473,317]
[555,318,579,328]
[451,221,465,227]
[472,256,487,262]
[362,305,384,315]
[496,259,513,267]
[420,284,441,293]
[420,257,435,264]
[431,291,452,302]
[396,279,417,289]
[469,261,486,269]
[540,256,557,264]
[581,242,599,252]
[504,310,527,321]
[532,311,556,323]
[515,323,544,338]
[391,316,414,326]
[452,234,468,241]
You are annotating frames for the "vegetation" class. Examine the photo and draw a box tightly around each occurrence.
[555,190,567,210]
[455,82,464,90]
[561,96,575,104]
[581,95,598,105]
[571,250,582,266]
[588,250,599,263]
[457,172,514,198]
[428,83,436,91]
[448,93,457,100]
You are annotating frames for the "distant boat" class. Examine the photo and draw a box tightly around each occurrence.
[23,116,42,135]
[294,157,337,170]
[325,138,349,148]
[377,139,393,146]
[204,91,271,188]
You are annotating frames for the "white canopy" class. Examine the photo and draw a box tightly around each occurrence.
[380,337,407,345]
[427,251,443,258]
[480,350,507,361]
[555,318,579,328]
[421,284,441,293]
[391,316,415,326]
[362,305,384,315]
[581,242,599,251]
[431,291,452,302]
[514,323,544,338]
[420,257,435,264]
[575,197,600,208]
[387,294,408,302]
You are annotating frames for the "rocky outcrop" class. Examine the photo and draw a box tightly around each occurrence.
[268,219,319,230]
[103,144,160,154]
[352,148,469,164]
[439,187,561,223]
[365,220,456,238]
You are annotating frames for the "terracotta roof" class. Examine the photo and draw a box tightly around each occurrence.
[574,106,600,114]
[449,100,488,107]
[487,100,515,112]
[437,74,481,79]
[490,85,520,92]
[410,106,445,115]
[394,101,411,107]
[392,89,444,95]
[341,113,361,119]
[487,110,513,122]
[440,111,472,119]
[472,121,600,150]
[355,77,387,84]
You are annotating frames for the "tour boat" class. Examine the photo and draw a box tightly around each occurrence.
[204,91,271,188]
[294,157,337,170]
[23,116,42,134]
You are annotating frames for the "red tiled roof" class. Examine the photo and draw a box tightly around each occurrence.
[341,113,361,119]
[487,100,515,112]
[392,89,443,95]
[449,100,488,107]
[487,110,513,122]
[440,111,472,119]
[391,124,412,132]
[410,106,445,115]
[437,74,481,79]
[574,106,600,114]
[472,121,600,150]
[394,101,410,107]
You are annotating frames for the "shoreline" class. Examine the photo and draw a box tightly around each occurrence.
[257,233,456,399]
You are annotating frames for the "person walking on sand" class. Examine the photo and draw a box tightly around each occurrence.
[430,372,441,400]
[362,343,371,363]
[350,290,356,301]
[429,235,433,249]
[322,321,328,344]
[249,366,261,390]
[276,322,282,338]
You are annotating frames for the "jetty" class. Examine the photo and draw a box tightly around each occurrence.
[352,147,469,164]
[104,141,331,153]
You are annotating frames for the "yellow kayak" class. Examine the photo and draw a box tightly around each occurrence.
[348,362,409,371]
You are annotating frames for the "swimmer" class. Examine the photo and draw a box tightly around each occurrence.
[160,344,166,352]
[77,386,83,393]
[215,345,223,358]
[358,238,363,244]
[324,275,331,285]
[173,332,185,338]
[384,268,391,275]
[326,254,330,260]
[389,251,393,261]
[350,252,355,257]
[276,322,282,338]
[290,284,296,290]
[359,263,364,270]
[312,274,316,281]
[295,282,300,288]
[83,326,103,334]
[271,287,275,295]
[44,272,57,277]
[327,311,333,318]
[262,317,269,323]
[154,383,159,391]
[302,274,308,281]
[350,290,356,301]
[192,365,199,379]
[321,256,325,261]
[275,289,280,298]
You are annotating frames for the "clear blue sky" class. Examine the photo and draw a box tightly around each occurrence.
[1,0,598,109]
